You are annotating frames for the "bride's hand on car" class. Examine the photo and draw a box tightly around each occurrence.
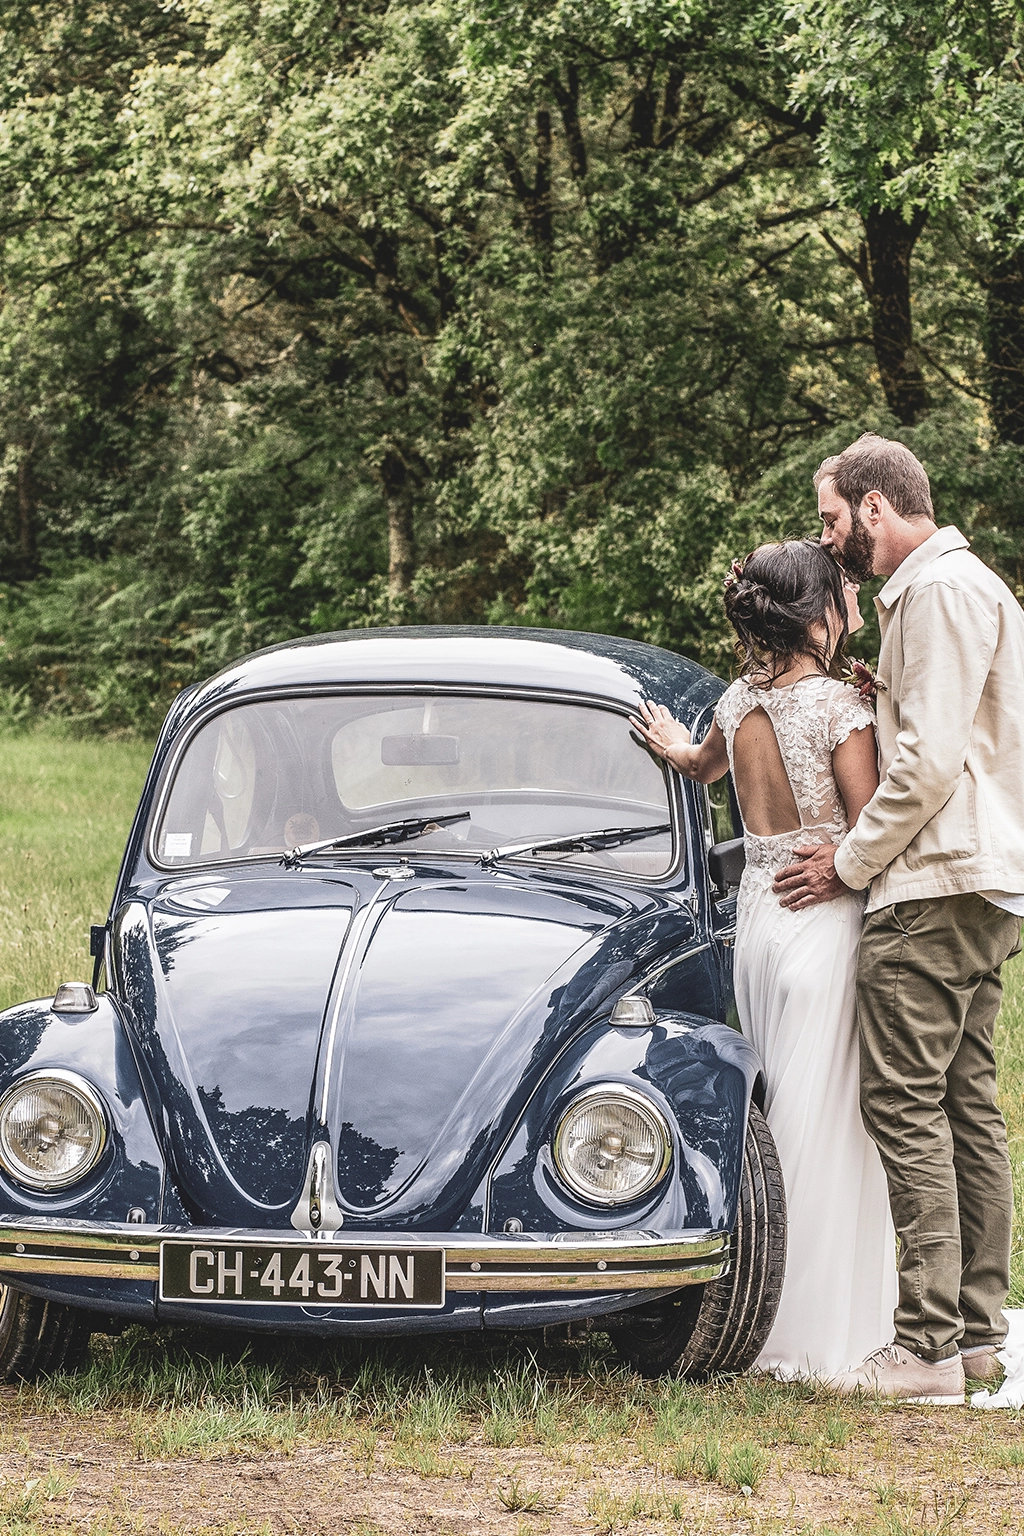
[629,701,692,768]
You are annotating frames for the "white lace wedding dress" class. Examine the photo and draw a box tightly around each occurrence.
[715,675,898,1379]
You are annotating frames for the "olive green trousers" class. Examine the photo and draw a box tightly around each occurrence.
[857,892,1021,1362]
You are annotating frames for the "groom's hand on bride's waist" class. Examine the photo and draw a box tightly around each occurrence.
[773,844,849,908]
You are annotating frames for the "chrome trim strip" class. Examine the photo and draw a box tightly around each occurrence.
[0,1254,159,1281]
[622,944,712,998]
[0,1222,728,1293]
[317,882,390,1125]
[446,1262,725,1292]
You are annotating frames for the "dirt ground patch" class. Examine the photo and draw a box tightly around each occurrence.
[2,1391,1023,1536]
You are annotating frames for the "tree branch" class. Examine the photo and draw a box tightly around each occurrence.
[678,130,802,210]
[722,74,824,138]
[757,203,831,229]
[916,342,990,402]
[819,228,870,291]
[739,232,811,283]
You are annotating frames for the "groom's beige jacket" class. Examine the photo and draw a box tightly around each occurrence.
[834,525,1024,913]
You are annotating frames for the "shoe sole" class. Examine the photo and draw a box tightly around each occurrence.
[828,1386,966,1403]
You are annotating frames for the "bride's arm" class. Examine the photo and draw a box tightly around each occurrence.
[628,701,730,784]
[832,725,880,827]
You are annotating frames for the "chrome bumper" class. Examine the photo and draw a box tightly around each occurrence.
[0,1220,728,1293]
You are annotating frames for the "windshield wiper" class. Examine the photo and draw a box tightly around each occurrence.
[282,811,471,868]
[481,822,671,868]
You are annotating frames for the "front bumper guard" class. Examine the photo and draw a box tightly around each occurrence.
[0,1220,728,1293]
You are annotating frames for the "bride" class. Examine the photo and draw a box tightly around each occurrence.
[631,539,897,1379]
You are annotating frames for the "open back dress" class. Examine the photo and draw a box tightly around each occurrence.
[715,674,898,1378]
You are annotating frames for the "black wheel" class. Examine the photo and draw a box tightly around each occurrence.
[608,1102,786,1379]
[0,1282,94,1382]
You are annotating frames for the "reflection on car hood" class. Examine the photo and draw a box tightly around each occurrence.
[114,864,697,1226]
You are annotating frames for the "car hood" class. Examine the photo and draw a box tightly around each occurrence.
[113,863,699,1227]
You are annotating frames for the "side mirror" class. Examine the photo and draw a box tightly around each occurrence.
[708,837,745,895]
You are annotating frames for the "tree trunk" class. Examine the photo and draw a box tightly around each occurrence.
[984,245,1024,446]
[862,206,930,426]
[16,451,37,578]
[550,65,587,182]
[658,67,684,146]
[499,109,553,262]
[629,70,657,150]
[383,452,414,602]
[533,107,553,256]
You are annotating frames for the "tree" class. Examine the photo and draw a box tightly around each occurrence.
[0,0,1019,729]
[781,0,1024,427]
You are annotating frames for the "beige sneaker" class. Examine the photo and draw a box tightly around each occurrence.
[960,1344,1004,1385]
[829,1342,965,1404]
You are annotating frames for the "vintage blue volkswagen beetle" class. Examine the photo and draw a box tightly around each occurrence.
[0,627,784,1379]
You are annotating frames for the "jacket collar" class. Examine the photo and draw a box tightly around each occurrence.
[876,524,969,610]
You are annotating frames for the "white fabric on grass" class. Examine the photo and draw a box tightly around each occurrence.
[970,1310,1024,1409]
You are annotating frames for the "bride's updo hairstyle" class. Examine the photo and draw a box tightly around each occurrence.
[724,539,848,688]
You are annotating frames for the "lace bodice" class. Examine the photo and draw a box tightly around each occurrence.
[714,676,876,897]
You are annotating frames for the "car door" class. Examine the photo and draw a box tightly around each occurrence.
[706,774,743,1028]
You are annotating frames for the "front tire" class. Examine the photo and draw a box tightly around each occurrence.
[0,1283,93,1382]
[608,1102,786,1379]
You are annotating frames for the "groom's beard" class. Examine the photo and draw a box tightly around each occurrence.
[836,507,876,584]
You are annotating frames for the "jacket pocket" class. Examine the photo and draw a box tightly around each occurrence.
[904,775,978,871]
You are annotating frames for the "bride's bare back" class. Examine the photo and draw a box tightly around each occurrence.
[731,707,802,837]
[718,676,878,847]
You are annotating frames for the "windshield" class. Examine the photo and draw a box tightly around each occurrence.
[152,693,677,878]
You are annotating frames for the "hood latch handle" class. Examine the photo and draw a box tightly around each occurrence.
[290,1140,346,1234]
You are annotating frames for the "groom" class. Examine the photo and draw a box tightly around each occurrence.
[774,432,1024,1404]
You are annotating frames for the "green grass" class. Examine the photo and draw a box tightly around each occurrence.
[17,1324,1024,1532]
[995,940,1024,1304]
[0,727,152,1012]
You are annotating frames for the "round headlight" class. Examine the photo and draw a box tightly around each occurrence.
[553,1085,671,1206]
[0,1071,108,1191]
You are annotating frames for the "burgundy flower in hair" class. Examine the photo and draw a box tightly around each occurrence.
[723,557,746,590]
[843,658,887,703]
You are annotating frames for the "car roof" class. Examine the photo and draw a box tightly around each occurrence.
[175,626,725,728]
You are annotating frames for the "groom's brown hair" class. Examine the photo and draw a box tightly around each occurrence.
[815,433,934,520]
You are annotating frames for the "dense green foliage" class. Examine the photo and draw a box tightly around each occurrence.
[0,0,1022,729]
